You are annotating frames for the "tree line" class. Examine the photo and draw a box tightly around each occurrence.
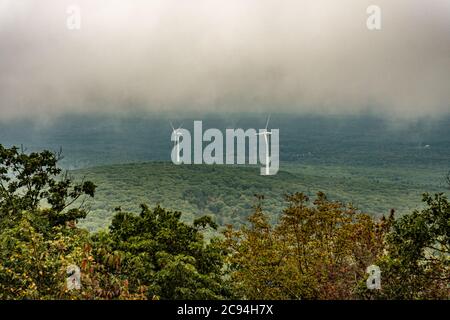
[0,145,448,299]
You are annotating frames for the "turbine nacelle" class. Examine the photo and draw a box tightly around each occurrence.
[255,115,272,137]
[255,115,273,176]
[170,122,184,137]
[256,130,272,136]
[170,121,184,164]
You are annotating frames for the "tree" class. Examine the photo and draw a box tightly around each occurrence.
[0,208,146,300]
[367,193,450,299]
[1,144,447,300]
[223,195,293,299]
[95,204,231,299]
[0,210,84,299]
[0,145,231,300]
[0,145,96,227]
[224,192,388,299]
[0,145,132,299]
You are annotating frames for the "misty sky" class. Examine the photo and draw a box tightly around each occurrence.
[0,0,449,120]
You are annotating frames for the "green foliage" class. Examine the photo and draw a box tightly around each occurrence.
[0,144,448,300]
[95,205,231,299]
[225,193,388,299]
[0,208,147,300]
[0,144,133,299]
[73,162,447,232]
[0,211,81,299]
[0,145,231,300]
[0,145,96,227]
[363,193,449,299]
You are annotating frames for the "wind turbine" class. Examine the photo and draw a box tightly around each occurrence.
[256,115,272,175]
[170,122,183,164]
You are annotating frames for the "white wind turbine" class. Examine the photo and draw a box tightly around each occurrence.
[170,122,183,164]
[256,115,272,175]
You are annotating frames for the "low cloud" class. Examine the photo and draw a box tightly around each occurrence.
[0,0,449,120]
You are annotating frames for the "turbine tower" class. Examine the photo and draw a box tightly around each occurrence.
[170,122,183,164]
[256,115,272,175]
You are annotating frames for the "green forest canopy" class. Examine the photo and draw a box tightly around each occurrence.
[0,145,448,300]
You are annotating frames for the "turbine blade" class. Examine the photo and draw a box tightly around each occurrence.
[265,114,271,130]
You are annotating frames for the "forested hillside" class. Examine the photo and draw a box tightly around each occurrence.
[74,162,447,231]
[0,145,448,300]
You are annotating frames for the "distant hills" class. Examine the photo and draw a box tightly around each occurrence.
[0,113,449,169]
[73,162,447,231]
[1,112,448,231]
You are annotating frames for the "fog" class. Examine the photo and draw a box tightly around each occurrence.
[0,0,449,120]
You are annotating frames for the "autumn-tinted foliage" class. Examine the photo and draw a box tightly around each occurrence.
[0,145,229,300]
[0,145,448,300]
[224,193,390,299]
[364,193,449,299]
[0,145,123,299]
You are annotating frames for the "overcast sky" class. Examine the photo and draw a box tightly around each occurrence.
[0,0,449,120]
